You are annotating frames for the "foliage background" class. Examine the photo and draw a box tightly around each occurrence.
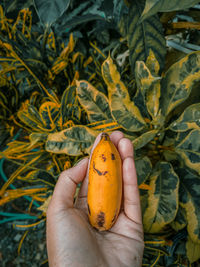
[0,0,200,266]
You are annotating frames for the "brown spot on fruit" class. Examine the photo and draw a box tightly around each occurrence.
[111,153,115,160]
[93,162,108,176]
[97,212,105,227]
[102,154,106,162]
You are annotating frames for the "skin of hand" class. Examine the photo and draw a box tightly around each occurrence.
[46,131,144,267]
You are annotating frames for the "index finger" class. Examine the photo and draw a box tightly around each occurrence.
[118,138,142,225]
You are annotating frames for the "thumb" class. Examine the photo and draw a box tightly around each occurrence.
[49,157,89,211]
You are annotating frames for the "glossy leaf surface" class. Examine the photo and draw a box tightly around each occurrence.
[175,129,200,174]
[140,0,200,22]
[34,0,70,26]
[102,55,146,131]
[143,162,179,233]
[46,126,97,156]
[133,130,158,150]
[161,51,200,116]
[169,103,200,132]
[127,0,166,72]
[76,80,112,122]
[178,168,200,244]
[135,156,152,185]
[135,60,161,119]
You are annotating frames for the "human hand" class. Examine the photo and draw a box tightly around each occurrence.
[46,131,144,267]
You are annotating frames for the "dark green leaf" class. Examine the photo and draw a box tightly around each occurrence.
[169,103,200,132]
[177,168,200,244]
[175,129,200,174]
[126,0,166,73]
[161,51,200,116]
[135,156,152,185]
[33,0,70,26]
[143,162,179,233]
[140,0,200,22]
[76,80,112,123]
[133,130,158,150]
[170,205,187,232]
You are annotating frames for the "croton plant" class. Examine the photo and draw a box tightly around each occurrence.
[0,0,200,265]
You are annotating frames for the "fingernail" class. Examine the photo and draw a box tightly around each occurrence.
[74,157,88,166]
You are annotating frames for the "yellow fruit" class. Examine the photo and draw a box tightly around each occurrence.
[87,133,122,231]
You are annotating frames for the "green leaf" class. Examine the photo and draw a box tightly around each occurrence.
[143,162,179,233]
[135,60,161,119]
[140,0,200,22]
[175,129,200,174]
[33,0,71,26]
[186,236,200,263]
[161,51,200,116]
[133,130,158,150]
[169,103,200,132]
[127,0,166,73]
[177,167,200,244]
[135,156,152,185]
[102,55,146,132]
[46,126,97,156]
[170,205,187,232]
[61,85,81,124]
[76,80,112,123]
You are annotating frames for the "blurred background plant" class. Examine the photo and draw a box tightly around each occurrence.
[0,0,200,266]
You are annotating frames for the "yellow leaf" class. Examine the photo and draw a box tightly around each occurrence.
[37,195,52,214]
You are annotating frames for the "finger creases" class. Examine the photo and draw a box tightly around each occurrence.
[50,157,89,210]
[122,156,142,224]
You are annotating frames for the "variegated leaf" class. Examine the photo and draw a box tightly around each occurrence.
[29,132,48,146]
[135,61,161,119]
[140,0,200,22]
[177,168,200,244]
[18,104,45,131]
[126,0,166,73]
[161,51,200,116]
[34,0,70,26]
[175,129,200,174]
[170,205,187,232]
[87,119,121,132]
[76,80,112,123]
[102,55,146,132]
[145,49,160,76]
[133,130,158,150]
[135,156,152,185]
[143,162,179,233]
[169,103,200,132]
[186,236,200,263]
[39,101,60,130]
[46,126,97,156]
[61,85,81,123]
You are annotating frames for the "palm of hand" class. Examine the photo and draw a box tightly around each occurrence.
[47,131,144,267]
